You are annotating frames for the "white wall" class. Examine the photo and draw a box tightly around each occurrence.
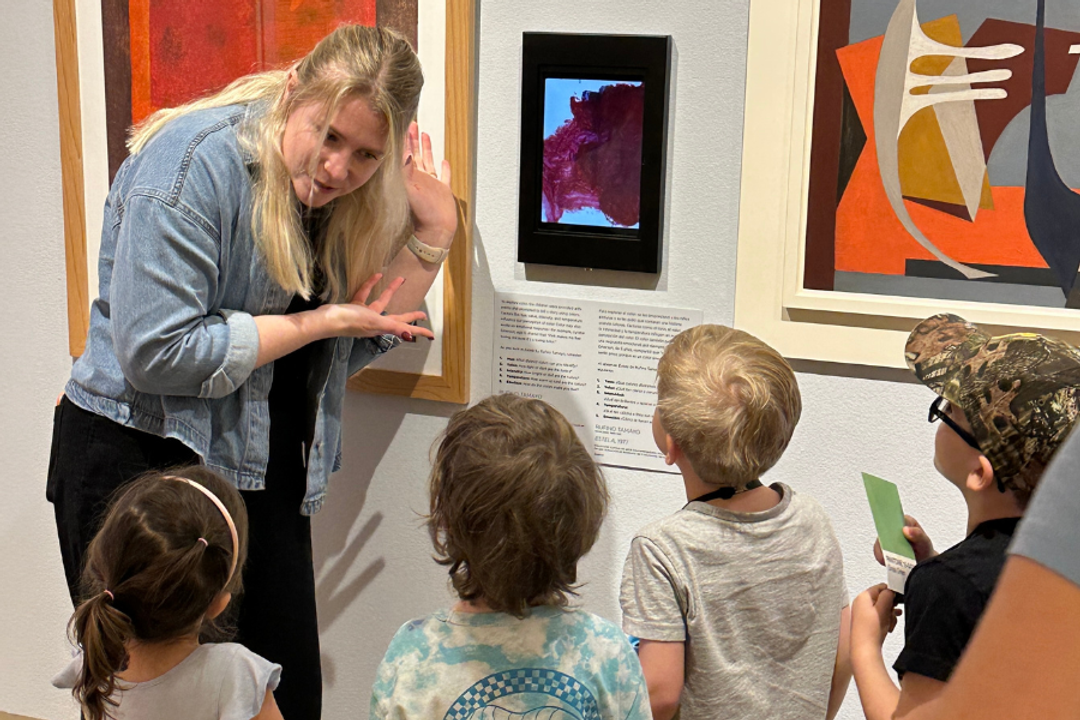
[1,0,969,719]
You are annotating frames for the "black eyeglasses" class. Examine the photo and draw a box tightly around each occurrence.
[928,397,981,451]
[928,397,1006,493]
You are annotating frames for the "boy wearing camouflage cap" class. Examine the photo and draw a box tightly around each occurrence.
[850,313,1080,720]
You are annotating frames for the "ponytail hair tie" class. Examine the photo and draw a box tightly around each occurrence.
[164,477,240,587]
[102,590,114,602]
[197,537,209,547]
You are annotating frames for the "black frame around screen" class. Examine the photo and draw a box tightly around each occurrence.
[518,33,672,274]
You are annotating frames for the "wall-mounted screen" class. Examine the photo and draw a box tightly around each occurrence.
[518,33,671,273]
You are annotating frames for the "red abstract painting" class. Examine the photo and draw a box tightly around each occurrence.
[102,0,416,180]
[129,0,377,125]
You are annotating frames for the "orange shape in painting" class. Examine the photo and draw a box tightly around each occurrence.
[834,28,1044,276]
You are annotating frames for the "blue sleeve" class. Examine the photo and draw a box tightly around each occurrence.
[348,334,400,377]
[370,620,425,720]
[615,629,652,720]
[110,193,259,398]
[1011,427,1080,587]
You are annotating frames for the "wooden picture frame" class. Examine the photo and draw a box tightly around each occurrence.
[734,0,1080,369]
[517,33,671,274]
[52,0,475,403]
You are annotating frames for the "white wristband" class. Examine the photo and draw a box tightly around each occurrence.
[407,234,450,265]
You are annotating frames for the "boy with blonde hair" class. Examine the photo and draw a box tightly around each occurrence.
[620,324,850,720]
[372,394,650,720]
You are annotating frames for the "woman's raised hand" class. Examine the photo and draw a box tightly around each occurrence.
[328,273,435,342]
[404,122,457,244]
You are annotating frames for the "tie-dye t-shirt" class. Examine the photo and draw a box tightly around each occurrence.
[370,605,650,720]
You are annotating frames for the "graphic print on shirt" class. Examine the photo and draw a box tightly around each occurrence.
[443,669,600,720]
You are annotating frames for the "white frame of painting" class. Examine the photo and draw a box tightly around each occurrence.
[733,0,1080,369]
[53,0,475,402]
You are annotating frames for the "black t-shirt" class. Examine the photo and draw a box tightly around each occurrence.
[266,206,330,474]
[893,517,1020,682]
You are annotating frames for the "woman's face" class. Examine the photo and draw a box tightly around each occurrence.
[281,95,390,208]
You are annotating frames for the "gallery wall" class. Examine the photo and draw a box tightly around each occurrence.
[1,0,968,718]
[0,1,95,718]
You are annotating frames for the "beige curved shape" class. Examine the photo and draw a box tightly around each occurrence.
[874,0,1023,280]
[933,57,989,221]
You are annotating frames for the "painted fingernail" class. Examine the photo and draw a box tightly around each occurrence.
[402,332,415,342]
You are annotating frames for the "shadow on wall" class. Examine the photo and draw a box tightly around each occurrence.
[310,392,459,686]
[310,394,402,688]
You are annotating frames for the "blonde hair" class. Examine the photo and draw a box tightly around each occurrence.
[427,394,609,617]
[656,325,801,489]
[128,25,422,302]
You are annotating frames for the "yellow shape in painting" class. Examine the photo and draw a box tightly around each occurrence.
[898,14,993,217]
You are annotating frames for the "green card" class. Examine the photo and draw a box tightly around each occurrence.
[862,472,916,592]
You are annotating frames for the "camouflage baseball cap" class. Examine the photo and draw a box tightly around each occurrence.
[905,313,1080,503]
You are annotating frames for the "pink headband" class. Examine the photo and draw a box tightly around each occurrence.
[167,477,240,587]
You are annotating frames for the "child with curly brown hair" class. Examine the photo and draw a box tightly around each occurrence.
[370,393,650,720]
[52,466,281,720]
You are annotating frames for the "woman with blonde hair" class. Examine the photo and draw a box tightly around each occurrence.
[46,24,456,718]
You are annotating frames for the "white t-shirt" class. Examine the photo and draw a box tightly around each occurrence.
[620,483,848,720]
[54,642,281,720]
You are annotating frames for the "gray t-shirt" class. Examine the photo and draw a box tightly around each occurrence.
[620,483,848,720]
[1010,426,1080,587]
[53,642,281,720]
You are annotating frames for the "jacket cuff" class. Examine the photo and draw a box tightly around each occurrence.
[199,310,259,399]
[347,334,400,377]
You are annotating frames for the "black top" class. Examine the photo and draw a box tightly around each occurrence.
[894,516,1020,682]
[266,207,330,475]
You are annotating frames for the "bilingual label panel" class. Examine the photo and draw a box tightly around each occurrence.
[493,292,702,473]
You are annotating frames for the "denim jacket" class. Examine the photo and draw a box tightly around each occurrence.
[66,105,394,515]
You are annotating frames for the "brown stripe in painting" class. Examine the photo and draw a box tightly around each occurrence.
[101,0,132,183]
[377,0,418,51]
[803,0,851,291]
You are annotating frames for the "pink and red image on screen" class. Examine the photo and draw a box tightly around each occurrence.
[542,78,644,229]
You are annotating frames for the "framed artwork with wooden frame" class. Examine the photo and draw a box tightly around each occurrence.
[734,0,1080,370]
[52,0,475,402]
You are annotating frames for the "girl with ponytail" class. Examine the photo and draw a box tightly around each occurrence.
[53,466,282,720]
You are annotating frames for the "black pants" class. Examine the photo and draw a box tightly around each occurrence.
[48,397,323,719]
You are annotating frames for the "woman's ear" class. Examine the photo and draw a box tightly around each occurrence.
[284,67,299,98]
[965,454,996,493]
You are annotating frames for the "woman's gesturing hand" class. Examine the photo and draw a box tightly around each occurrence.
[328,273,435,341]
[404,122,457,244]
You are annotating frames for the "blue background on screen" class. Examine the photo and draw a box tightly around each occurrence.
[543,78,642,140]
